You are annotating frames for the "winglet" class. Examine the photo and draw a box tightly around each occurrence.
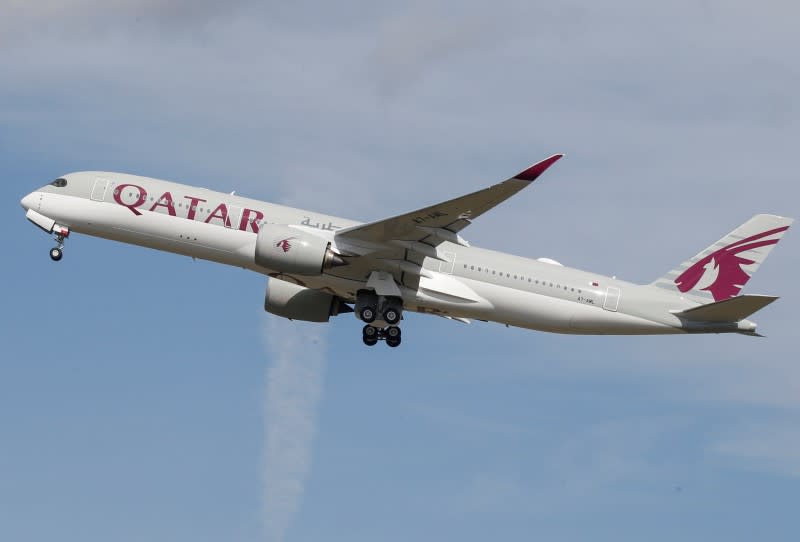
[513,154,564,181]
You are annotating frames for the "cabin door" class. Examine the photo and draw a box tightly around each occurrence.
[91,178,110,202]
[603,286,620,312]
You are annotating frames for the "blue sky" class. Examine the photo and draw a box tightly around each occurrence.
[1,1,799,541]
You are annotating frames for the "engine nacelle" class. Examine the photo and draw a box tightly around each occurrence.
[255,225,345,275]
[264,279,349,322]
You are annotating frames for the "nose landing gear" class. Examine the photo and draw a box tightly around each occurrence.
[49,225,70,262]
[356,290,404,347]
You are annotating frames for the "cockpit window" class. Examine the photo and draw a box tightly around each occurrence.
[51,178,67,187]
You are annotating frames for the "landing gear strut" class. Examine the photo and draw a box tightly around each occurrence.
[356,290,404,347]
[50,226,69,262]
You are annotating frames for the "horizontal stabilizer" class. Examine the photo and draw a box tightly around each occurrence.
[675,295,778,323]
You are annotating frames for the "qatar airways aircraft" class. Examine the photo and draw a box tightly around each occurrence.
[20,155,792,347]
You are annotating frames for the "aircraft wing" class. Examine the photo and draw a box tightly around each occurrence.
[334,154,563,251]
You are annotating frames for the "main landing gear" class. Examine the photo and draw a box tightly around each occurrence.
[356,290,404,347]
[49,225,70,262]
[362,324,401,347]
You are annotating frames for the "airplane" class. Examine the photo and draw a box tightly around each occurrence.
[20,155,793,347]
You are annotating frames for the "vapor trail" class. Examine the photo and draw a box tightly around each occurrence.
[262,317,327,542]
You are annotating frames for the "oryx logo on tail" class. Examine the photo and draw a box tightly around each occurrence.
[675,226,789,301]
[276,237,297,253]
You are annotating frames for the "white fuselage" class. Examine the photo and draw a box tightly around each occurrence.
[20,172,756,335]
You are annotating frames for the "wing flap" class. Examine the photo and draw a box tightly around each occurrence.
[417,273,487,303]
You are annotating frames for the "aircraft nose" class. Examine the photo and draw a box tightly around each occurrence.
[20,192,37,211]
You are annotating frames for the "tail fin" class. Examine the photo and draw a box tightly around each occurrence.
[651,214,793,301]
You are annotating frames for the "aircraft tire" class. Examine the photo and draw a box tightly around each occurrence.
[360,306,376,323]
[384,308,401,325]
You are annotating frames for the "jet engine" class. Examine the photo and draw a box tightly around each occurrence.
[264,279,351,322]
[254,225,346,275]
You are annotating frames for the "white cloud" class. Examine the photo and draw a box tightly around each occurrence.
[0,0,241,34]
[710,418,800,478]
[369,5,501,97]
[261,316,327,542]
[542,418,675,497]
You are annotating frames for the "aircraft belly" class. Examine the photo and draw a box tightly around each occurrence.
[567,304,680,335]
[455,278,679,335]
[448,280,572,331]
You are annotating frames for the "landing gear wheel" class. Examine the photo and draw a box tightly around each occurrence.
[49,226,69,262]
[362,325,379,346]
[360,306,377,323]
[386,326,401,347]
[384,308,401,325]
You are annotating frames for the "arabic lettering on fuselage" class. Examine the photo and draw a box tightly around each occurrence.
[301,216,341,231]
[113,183,264,233]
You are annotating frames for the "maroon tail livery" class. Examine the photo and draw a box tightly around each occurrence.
[675,226,790,301]
[652,214,792,302]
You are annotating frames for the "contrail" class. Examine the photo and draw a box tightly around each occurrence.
[262,316,327,542]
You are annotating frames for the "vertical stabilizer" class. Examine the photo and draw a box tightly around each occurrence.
[651,214,793,301]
